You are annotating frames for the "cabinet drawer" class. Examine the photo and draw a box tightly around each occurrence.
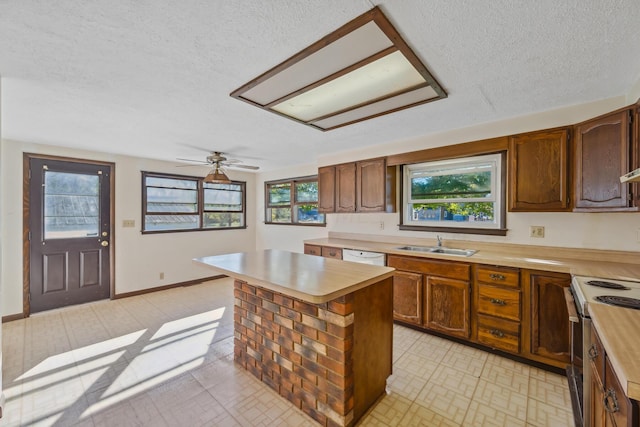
[304,244,322,256]
[477,265,520,288]
[387,255,470,281]
[477,314,520,354]
[321,247,342,259]
[590,327,605,384]
[477,285,521,321]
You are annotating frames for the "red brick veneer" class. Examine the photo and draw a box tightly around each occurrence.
[233,279,356,427]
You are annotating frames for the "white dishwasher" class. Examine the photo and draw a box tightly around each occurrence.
[342,249,386,266]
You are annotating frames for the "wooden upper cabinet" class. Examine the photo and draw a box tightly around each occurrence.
[574,109,637,210]
[508,128,570,211]
[336,163,357,212]
[318,157,396,214]
[318,166,336,213]
[356,158,387,212]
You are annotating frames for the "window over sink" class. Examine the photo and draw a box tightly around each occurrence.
[400,153,506,235]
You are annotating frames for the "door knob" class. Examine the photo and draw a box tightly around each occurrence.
[101,241,109,247]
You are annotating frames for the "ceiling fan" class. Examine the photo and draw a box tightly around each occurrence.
[177,151,259,183]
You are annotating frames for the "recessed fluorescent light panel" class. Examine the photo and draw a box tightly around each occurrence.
[230,6,447,131]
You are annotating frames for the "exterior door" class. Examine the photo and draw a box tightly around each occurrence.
[28,157,112,313]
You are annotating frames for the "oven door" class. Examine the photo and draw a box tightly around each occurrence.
[565,287,584,427]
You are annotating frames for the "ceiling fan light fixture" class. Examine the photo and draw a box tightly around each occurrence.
[204,165,231,183]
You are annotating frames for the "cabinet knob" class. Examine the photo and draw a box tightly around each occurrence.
[490,298,506,306]
[588,344,598,360]
[604,389,620,413]
[489,273,506,281]
[489,329,505,338]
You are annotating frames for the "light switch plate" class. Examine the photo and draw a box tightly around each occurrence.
[122,219,135,228]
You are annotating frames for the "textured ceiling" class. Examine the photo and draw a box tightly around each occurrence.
[1,0,639,171]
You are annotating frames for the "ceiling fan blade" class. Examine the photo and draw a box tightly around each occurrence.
[177,158,209,164]
[225,163,260,170]
[176,143,214,153]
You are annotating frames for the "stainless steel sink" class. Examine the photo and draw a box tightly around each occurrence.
[395,245,434,253]
[395,245,477,257]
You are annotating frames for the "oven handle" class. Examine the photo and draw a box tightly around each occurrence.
[564,287,579,323]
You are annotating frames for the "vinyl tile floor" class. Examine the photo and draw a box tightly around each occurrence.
[1,277,574,426]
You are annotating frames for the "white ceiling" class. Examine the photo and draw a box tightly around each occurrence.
[1,1,640,171]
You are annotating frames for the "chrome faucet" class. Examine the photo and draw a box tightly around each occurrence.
[436,235,443,247]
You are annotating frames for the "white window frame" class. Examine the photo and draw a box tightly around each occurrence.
[402,153,504,231]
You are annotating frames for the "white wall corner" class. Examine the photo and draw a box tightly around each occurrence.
[627,72,640,104]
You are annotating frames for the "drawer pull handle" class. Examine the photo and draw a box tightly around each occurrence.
[489,329,505,338]
[489,273,506,281]
[588,344,598,360]
[604,389,620,413]
[329,252,336,256]
[490,298,506,306]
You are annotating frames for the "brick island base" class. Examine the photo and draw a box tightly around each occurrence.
[233,277,393,427]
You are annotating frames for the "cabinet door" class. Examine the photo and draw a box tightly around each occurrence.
[508,128,570,211]
[392,271,423,325]
[591,367,606,427]
[335,163,356,212]
[527,270,571,365]
[424,276,470,339]
[574,110,631,209]
[604,358,631,427]
[318,166,336,213]
[356,158,386,212]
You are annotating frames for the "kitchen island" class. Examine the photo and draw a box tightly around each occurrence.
[194,250,395,427]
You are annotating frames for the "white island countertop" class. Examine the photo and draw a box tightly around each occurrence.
[194,249,395,304]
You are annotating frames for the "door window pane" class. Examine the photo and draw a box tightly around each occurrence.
[44,171,100,239]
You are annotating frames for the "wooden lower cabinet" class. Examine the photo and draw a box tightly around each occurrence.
[424,276,470,339]
[321,246,342,259]
[392,271,423,326]
[303,244,342,259]
[523,269,571,368]
[303,244,321,256]
[388,255,471,340]
[477,314,520,353]
[590,327,639,427]
[591,370,606,427]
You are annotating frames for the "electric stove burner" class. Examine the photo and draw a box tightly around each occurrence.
[586,280,630,290]
[594,295,640,310]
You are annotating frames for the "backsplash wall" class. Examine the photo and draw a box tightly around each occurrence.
[326,211,640,252]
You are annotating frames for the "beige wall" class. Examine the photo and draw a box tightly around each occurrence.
[4,94,640,318]
[0,140,257,317]
[0,76,5,413]
[256,96,640,254]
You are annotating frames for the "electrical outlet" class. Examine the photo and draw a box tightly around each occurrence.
[530,226,545,238]
[379,221,384,230]
[122,219,135,228]
[159,272,165,280]
[637,228,640,243]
